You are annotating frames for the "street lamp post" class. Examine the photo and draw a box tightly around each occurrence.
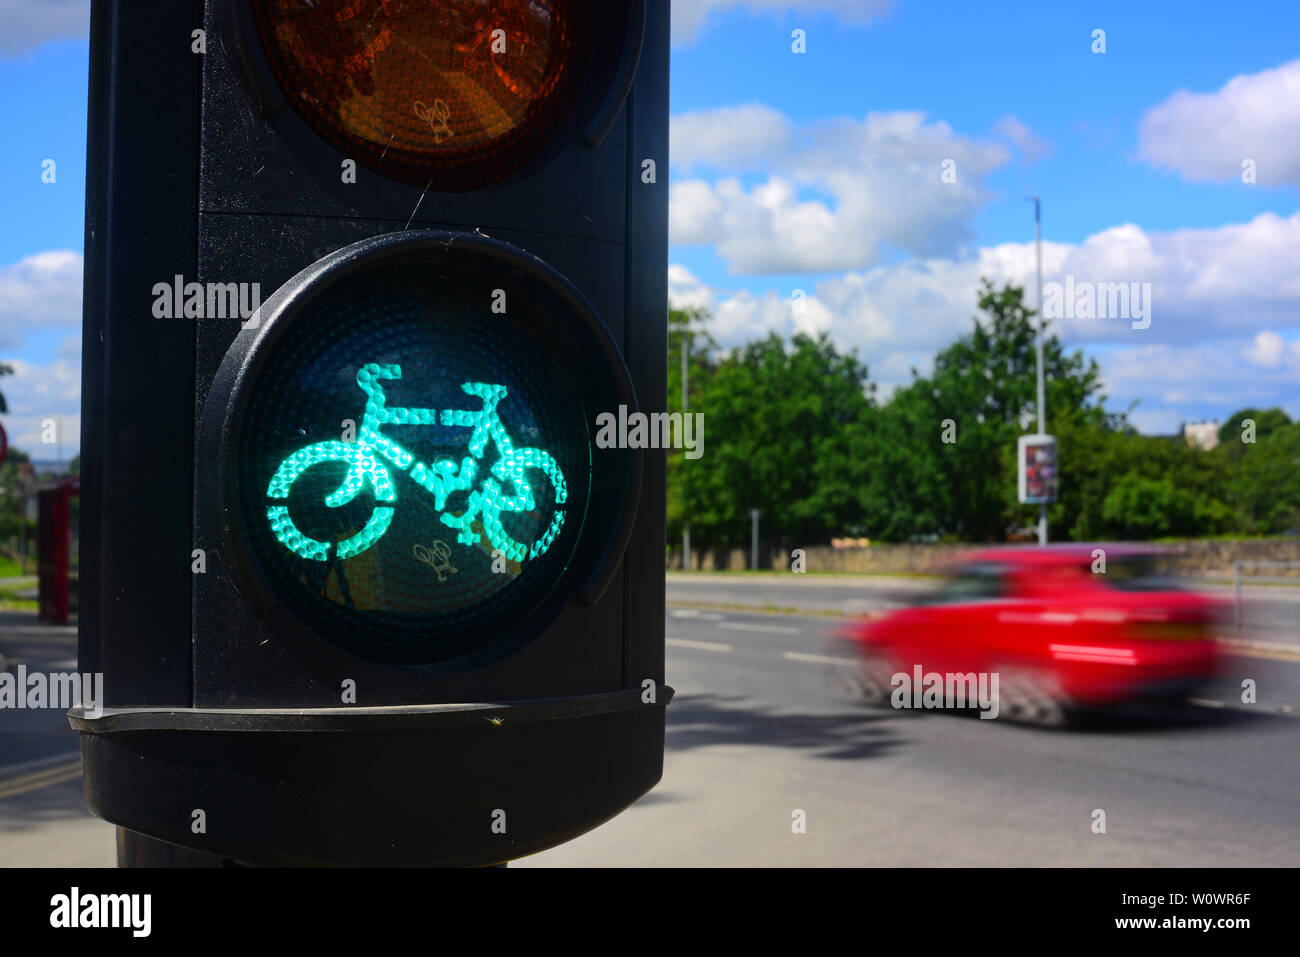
[1032,195,1047,547]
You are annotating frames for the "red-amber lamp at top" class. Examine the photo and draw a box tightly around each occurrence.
[251,0,589,191]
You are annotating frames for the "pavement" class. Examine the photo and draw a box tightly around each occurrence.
[0,610,104,867]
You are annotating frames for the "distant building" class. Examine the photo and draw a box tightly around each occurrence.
[1182,421,1220,451]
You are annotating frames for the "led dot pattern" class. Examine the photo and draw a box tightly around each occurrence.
[238,257,594,666]
[251,0,592,192]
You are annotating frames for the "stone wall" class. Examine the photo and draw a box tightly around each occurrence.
[666,539,1300,577]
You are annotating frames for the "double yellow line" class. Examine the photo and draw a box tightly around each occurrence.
[0,758,82,800]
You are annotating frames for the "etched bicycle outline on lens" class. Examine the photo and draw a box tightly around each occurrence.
[412,98,455,142]
[412,539,457,582]
[266,362,567,566]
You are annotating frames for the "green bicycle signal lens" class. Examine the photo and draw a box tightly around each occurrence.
[236,250,599,667]
[264,368,567,566]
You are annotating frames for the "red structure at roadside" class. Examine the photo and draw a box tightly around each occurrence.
[38,478,79,625]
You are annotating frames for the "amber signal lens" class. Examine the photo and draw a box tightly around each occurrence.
[251,0,590,192]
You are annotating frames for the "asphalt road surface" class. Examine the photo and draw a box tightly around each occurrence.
[663,571,931,615]
[524,579,1300,866]
[664,570,1240,615]
[2,582,1298,867]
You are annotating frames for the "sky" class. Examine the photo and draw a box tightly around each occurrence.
[1,0,1299,456]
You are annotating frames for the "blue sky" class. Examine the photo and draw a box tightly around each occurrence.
[2,0,1299,455]
[672,0,1299,263]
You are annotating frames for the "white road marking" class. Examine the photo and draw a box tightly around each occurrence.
[782,651,859,667]
[667,638,732,652]
[842,599,898,612]
[716,622,801,634]
[1185,698,1298,719]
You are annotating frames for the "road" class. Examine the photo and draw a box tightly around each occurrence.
[661,570,1243,615]
[663,570,931,614]
[523,577,1300,866]
[3,581,1298,867]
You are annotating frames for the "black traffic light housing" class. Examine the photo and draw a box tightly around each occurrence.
[76,0,669,866]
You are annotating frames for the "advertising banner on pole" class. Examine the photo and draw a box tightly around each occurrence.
[1018,434,1058,504]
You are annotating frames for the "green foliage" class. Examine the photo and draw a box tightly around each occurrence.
[0,445,36,545]
[674,329,874,548]
[1213,408,1300,534]
[1100,472,1233,539]
[859,280,1108,542]
[1217,407,1290,448]
[666,282,1300,549]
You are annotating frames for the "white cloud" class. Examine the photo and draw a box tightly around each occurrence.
[1049,213,1300,342]
[712,290,792,342]
[671,211,1300,429]
[1138,59,1300,186]
[671,0,893,46]
[992,114,1052,164]
[671,104,791,171]
[0,0,88,57]
[0,356,81,455]
[670,108,1011,274]
[668,264,717,312]
[0,250,83,349]
[1100,337,1300,428]
[0,252,84,454]
[1247,330,1284,368]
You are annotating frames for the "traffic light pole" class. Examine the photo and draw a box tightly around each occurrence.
[117,828,230,868]
[76,0,671,867]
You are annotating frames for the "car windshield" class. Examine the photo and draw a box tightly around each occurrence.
[925,562,1011,603]
[1097,554,1183,592]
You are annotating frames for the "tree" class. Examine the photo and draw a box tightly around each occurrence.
[0,362,12,415]
[1214,408,1300,534]
[661,281,1297,550]
[1217,407,1291,449]
[1098,472,1231,539]
[862,279,1109,541]
[674,326,875,551]
[0,446,34,547]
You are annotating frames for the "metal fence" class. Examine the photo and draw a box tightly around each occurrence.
[1233,561,1300,634]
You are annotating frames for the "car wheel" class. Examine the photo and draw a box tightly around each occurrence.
[853,650,902,709]
[991,663,1072,728]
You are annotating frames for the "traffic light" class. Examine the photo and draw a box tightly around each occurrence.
[75,0,669,866]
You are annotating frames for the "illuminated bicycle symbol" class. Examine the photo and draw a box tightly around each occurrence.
[266,363,567,565]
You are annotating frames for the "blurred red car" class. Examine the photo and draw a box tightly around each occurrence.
[840,545,1226,724]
